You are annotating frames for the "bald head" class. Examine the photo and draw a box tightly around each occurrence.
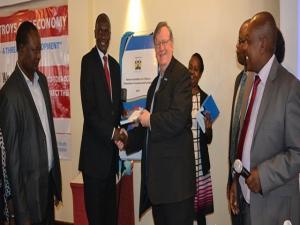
[245,12,278,73]
[249,11,277,54]
[94,13,111,54]
[96,13,110,27]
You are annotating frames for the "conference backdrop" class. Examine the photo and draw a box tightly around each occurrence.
[0,5,71,159]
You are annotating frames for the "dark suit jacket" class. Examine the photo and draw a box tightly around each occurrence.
[126,57,195,217]
[0,65,62,225]
[227,70,244,225]
[228,70,243,187]
[79,47,122,179]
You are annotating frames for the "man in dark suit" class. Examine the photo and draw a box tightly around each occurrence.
[116,22,195,225]
[79,13,122,225]
[229,12,300,225]
[0,21,62,225]
[227,19,252,225]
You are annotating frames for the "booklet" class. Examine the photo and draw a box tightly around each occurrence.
[201,95,220,122]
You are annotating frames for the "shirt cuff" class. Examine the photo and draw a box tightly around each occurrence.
[111,127,115,140]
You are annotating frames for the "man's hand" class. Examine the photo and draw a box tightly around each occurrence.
[139,110,150,128]
[113,128,127,142]
[229,179,240,215]
[245,167,262,193]
[114,128,128,150]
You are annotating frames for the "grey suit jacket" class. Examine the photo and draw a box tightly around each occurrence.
[0,65,62,224]
[249,58,300,225]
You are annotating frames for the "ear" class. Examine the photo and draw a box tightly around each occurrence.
[259,37,267,54]
[18,43,26,54]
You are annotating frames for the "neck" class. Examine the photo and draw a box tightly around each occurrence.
[18,61,34,81]
[192,86,200,95]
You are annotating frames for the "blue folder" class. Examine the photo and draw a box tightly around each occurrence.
[202,95,220,122]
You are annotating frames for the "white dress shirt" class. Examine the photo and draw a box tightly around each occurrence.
[18,63,54,171]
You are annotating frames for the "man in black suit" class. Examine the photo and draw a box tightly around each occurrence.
[0,21,62,225]
[227,19,251,225]
[79,13,122,225]
[116,22,195,225]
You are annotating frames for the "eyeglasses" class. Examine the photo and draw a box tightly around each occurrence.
[154,39,171,48]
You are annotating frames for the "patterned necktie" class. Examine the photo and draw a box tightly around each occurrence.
[103,56,112,98]
[237,75,261,160]
[229,72,247,164]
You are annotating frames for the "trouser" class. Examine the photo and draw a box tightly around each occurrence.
[152,196,194,225]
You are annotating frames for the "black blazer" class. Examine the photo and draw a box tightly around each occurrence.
[79,47,122,179]
[127,57,195,217]
[228,70,243,187]
[0,65,62,225]
[227,70,244,225]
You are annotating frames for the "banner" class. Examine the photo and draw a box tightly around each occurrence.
[119,33,158,160]
[0,5,71,159]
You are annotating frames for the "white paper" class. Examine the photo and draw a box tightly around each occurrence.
[196,106,206,133]
[120,108,143,125]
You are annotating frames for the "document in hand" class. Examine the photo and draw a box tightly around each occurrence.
[202,95,220,122]
[120,108,143,125]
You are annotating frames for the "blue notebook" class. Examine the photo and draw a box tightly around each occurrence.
[201,95,220,122]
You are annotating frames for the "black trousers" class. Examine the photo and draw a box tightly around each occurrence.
[152,196,194,225]
[240,197,251,225]
[33,172,55,225]
[83,163,116,225]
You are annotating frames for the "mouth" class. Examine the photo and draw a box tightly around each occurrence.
[159,51,166,58]
[100,40,107,46]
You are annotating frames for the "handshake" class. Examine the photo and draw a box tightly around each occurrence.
[113,128,128,150]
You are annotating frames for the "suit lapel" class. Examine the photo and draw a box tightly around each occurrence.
[15,67,45,133]
[146,76,158,111]
[108,55,118,103]
[38,73,53,126]
[253,59,280,139]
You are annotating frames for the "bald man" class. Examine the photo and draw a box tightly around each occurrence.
[230,11,300,225]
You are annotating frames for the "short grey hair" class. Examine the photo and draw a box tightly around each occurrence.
[153,21,173,42]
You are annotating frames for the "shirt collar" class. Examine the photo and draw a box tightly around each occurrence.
[17,62,39,85]
[257,54,275,85]
[96,47,108,60]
